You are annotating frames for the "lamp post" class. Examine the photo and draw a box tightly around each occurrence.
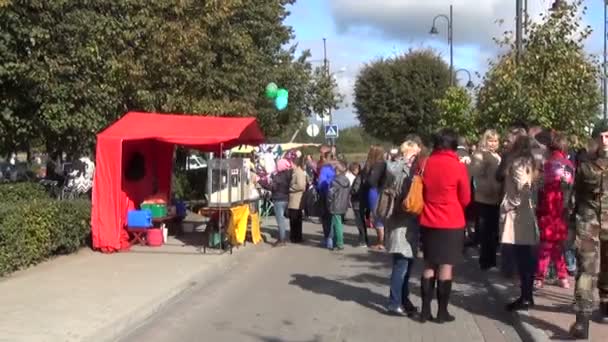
[604,0,607,120]
[455,69,475,89]
[430,5,453,85]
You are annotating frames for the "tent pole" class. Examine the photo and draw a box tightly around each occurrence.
[219,143,224,252]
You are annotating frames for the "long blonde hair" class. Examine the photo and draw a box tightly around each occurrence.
[478,129,500,151]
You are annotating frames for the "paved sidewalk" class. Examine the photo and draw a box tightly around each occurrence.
[0,234,267,342]
[484,265,608,341]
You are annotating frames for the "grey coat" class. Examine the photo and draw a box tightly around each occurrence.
[385,159,420,258]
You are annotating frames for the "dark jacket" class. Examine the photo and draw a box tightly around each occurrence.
[328,174,351,215]
[271,170,292,202]
[365,161,386,189]
[351,173,363,205]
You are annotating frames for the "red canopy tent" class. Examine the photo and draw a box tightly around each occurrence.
[91,112,265,253]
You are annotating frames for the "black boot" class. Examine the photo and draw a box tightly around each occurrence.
[402,297,419,318]
[569,313,590,340]
[420,277,435,323]
[436,280,456,323]
[601,302,608,323]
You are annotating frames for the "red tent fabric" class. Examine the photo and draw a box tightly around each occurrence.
[91,112,265,253]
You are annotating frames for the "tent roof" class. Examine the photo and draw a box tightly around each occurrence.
[98,112,265,149]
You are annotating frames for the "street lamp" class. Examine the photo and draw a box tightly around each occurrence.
[430,5,454,85]
[456,69,474,89]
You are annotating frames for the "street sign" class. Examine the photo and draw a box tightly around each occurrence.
[324,124,339,138]
[306,123,320,137]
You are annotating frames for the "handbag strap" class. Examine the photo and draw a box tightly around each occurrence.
[417,157,428,176]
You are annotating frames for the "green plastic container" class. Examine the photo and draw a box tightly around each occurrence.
[141,203,167,218]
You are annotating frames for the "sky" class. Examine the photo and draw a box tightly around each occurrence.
[284,0,607,129]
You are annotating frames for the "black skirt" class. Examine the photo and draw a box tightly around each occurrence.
[421,227,465,265]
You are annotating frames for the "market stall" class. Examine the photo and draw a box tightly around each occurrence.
[91,112,265,253]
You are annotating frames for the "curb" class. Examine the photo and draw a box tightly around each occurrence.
[483,276,550,342]
[85,241,269,342]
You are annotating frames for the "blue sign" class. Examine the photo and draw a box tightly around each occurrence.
[324,125,339,138]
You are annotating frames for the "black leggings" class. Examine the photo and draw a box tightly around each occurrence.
[289,209,303,243]
[477,203,500,269]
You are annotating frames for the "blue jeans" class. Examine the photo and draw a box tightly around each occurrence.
[389,254,414,309]
[273,201,288,241]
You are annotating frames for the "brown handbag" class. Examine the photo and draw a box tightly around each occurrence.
[402,159,426,215]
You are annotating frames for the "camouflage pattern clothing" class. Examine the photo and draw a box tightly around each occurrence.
[573,153,608,314]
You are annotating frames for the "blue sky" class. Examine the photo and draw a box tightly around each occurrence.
[285,0,606,128]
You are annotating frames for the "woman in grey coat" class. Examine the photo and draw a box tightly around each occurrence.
[386,138,422,316]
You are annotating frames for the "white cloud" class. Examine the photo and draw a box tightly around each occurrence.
[329,0,550,49]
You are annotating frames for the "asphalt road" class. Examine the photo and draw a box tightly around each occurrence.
[120,221,522,342]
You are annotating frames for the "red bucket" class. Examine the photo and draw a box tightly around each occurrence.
[146,229,163,247]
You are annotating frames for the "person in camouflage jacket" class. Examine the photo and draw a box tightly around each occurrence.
[570,119,608,339]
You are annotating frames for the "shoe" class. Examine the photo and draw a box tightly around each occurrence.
[569,313,590,339]
[387,305,405,316]
[436,280,456,323]
[402,297,419,318]
[559,278,570,289]
[419,277,435,323]
[273,240,287,247]
[534,279,544,289]
[333,246,344,251]
[505,297,534,312]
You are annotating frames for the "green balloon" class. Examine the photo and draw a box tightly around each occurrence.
[265,82,278,99]
[276,88,288,99]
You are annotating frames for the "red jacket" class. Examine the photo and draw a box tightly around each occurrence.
[537,151,575,242]
[420,150,471,229]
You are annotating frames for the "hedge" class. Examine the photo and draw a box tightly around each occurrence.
[0,182,49,203]
[0,183,91,276]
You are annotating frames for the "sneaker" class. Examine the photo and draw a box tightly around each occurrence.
[560,278,571,289]
[358,242,368,248]
[534,280,544,289]
[387,305,405,316]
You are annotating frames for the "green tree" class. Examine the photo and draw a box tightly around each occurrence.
[0,0,339,157]
[477,0,600,137]
[435,86,479,142]
[354,49,451,143]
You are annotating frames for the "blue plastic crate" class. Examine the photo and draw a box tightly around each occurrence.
[127,210,152,228]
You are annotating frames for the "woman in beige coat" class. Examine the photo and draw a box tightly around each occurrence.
[499,135,539,312]
[471,129,502,270]
[289,156,307,243]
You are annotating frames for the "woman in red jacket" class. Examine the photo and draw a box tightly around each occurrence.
[419,129,471,324]
[534,132,575,289]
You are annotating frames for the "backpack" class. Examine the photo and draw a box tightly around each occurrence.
[374,160,409,221]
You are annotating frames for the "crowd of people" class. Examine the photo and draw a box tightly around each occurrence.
[257,120,608,339]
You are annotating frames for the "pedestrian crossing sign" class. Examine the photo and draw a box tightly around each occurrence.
[324,125,339,138]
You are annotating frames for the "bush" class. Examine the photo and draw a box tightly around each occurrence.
[0,182,49,203]
[52,200,91,254]
[0,199,91,276]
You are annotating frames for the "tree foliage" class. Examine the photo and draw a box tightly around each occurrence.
[435,86,479,143]
[477,0,600,137]
[353,49,451,143]
[0,0,340,158]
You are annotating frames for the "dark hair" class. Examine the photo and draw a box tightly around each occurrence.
[511,120,529,132]
[509,135,534,161]
[457,136,467,147]
[549,132,569,152]
[348,162,361,173]
[293,156,304,168]
[433,128,458,151]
